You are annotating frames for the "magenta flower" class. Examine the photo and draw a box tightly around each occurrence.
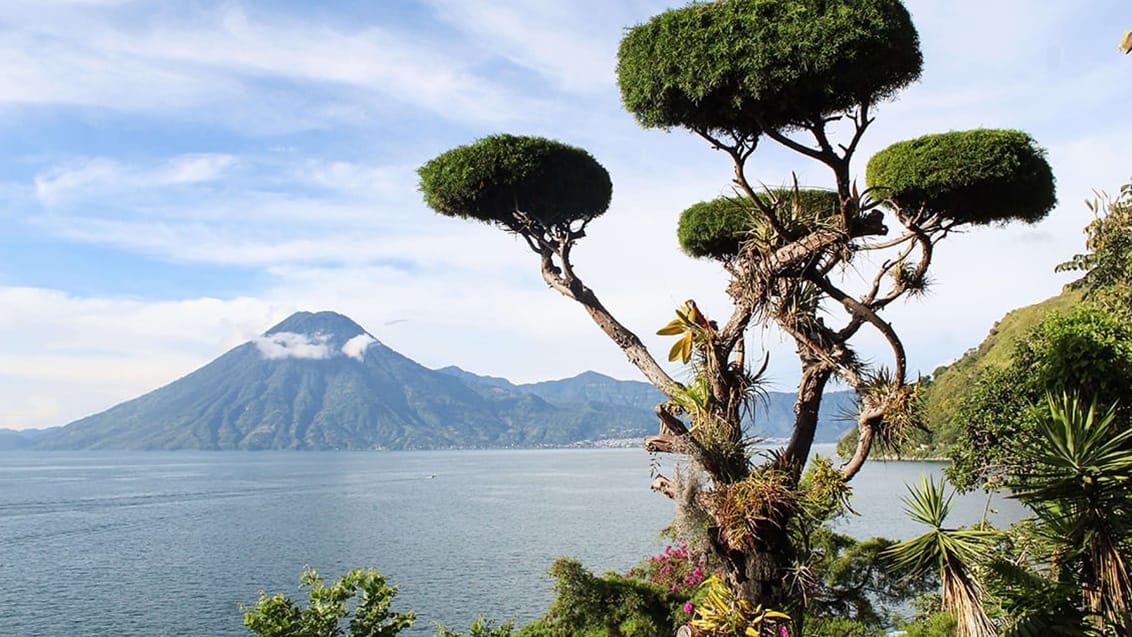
[683,601,694,614]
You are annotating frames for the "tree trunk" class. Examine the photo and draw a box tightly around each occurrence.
[785,364,833,468]
[709,521,796,607]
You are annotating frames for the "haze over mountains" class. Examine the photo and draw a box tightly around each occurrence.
[5,312,855,450]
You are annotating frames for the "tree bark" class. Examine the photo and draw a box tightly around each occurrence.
[784,364,834,469]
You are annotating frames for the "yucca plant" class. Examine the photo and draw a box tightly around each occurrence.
[884,475,999,637]
[1009,393,1132,633]
[984,558,1098,637]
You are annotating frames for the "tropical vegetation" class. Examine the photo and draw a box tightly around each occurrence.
[248,0,1132,633]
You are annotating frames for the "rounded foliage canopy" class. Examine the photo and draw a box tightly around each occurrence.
[616,0,922,135]
[678,189,840,261]
[418,134,612,231]
[866,129,1056,225]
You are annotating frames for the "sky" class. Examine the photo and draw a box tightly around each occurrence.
[1,1,1129,431]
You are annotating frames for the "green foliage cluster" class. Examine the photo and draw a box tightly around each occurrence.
[943,366,1041,490]
[946,304,1132,489]
[764,457,934,634]
[243,566,416,637]
[1010,396,1132,629]
[1014,306,1132,408]
[1058,178,1132,318]
[898,611,958,637]
[866,129,1056,225]
[616,0,922,134]
[799,531,933,632]
[434,616,516,637]
[677,189,840,261]
[519,558,687,637]
[417,134,611,230]
[522,524,930,637]
[896,394,1132,635]
[244,567,518,637]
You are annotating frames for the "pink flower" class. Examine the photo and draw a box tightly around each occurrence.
[779,626,789,637]
[683,601,694,614]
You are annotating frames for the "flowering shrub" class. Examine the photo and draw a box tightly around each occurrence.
[627,542,709,596]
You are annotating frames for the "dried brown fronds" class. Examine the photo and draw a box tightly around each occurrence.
[711,465,799,552]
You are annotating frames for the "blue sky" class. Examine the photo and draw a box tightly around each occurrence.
[1,0,1130,430]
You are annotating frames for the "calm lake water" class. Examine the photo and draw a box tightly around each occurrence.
[0,448,1027,636]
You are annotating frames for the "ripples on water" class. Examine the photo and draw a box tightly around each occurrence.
[0,448,1026,636]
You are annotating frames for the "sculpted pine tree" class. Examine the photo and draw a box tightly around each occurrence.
[418,0,1056,620]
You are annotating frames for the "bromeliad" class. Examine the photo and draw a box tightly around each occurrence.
[657,300,715,364]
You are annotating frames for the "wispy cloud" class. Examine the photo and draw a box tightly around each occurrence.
[0,3,558,131]
[34,154,237,206]
[425,0,623,93]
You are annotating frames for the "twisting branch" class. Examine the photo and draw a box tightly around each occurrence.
[838,101,874,158]
[527,230,682,396]
[861,240,920,306]
[811,274,907,387]
[858,228,922,251]
[694,127,794,242]
[718,227,848,352]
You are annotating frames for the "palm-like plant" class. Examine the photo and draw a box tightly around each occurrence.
[885,475,999,637]
[1009,393,1132,633]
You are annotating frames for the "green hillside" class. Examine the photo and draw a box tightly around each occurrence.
[844,289,1083,458]
[919,289,1083,446]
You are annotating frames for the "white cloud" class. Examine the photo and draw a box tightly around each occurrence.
[426,0,622,93]
[253,332,332,360]
[342,334,377,361]
[0,287,295,429]
[34,154,237,207]
[253,330,377,362]
[158,154,238,185]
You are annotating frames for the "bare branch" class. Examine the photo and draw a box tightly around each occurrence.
[838,101,874,158]
[840,409,881,480]
[651,475,677,500]
[531,235,683,396]
[762,125,828,164]
[812,275,907,386]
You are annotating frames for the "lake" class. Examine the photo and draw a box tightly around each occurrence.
[0,448,1027,636]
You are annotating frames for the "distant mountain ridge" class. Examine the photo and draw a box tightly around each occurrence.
[436,365,858,442]
[7,311,857,451]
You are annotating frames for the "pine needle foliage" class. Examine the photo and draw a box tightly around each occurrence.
[867,129,1056,225]
[418,134,611,230]
[617,0,922,135]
